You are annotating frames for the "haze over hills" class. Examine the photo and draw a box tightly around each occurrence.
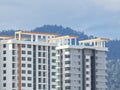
[0,25,119,60]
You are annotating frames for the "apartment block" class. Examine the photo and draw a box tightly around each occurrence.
[0,31,109,90]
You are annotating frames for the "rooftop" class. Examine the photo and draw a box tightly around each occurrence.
[0,31,109,48]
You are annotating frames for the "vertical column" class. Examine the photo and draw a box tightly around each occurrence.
[18,32,22,40]
[48,46,51,90]
[75,38,77,46]
[18,44,22,90]
[33,45,36,90]
[31,35,33,42]
[69,39,72,45]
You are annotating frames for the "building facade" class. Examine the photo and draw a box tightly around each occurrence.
[0,31,109,90]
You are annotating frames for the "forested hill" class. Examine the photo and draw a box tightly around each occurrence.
[0,25,120,60]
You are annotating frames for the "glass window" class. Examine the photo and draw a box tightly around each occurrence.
[3,64,6,67]
[28,51,32,55]
[27,44,31,48]
[22,51,26,54]
[28,70,32,74]
[3,76,6,80]
[22,83,26,87]
[22,44,26,48]
[28,77,32,80]
[28,83,32,87]
[3,50,6,54]
[52,46,55,50]
[27,57,31,61]
[27,64,31,68]
[3,44,6,48]
[3,57,6,61]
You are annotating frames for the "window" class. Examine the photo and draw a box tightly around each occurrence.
[52,46,55,50]
[43,78,46,83]
[27,57,31,61]
[38,65,41,70]
[43,59,46,63]
[22,77,26,80]
[28,83,32,87]
[38,46,41,50]
[3,83,6,87]
[27,44,31,48]
[22,51,26,54]
[22,64,26,67]
[12,44,15,48]
[52,72,56,76]
[12,50,16,55]
[65,67,71,71]
[38,78,41,83]
[3,44,6,48]
[43,65,46,70]
[52,85,56,88]
[28,70,32,74]
[78,55,81,59]
[65,86,71,89]
[65,55,70,58]
[12,63,16,68]
[43,36,46,39]
[86,59,89,62]
[86,71,89,74]
[3,50,6,54]
[12,57,15,61]
[43,46,46,50]
[52,59,56,63]
[86,77,89,81]
[65,73,71,77]
[65,61,71,64]
[38,52,41,57]
[52,53,56,56]
[22,70,26,74]
[38,84,41,89]
[28,51,31,55]
[28,77,32,80]
[43,85,46,89]
[22,44,26,48]
[22,83,26,87]
[3,57,6,61]
[38,71,41,76]
[3,64,6,67]
[52,66,56,69]
[27,64,31,68]
[43,72,46,76]
[52,78,56,82]
[65,80,71,83]
[12,70,15,75]
[43,52,46,57]
[12,83,15,88]
[3,70,6,74]
[38,58,41,63]
[22,57,26,61]
[3,76,6,80]
[86,65,89,68]
[86,84,89,87]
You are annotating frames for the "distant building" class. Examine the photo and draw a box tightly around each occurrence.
[0,31,109,90]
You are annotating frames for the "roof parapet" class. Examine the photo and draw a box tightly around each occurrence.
[48,35,78,46]
[79,38,110,48]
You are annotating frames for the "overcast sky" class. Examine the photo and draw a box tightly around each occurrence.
[0,0,120,39]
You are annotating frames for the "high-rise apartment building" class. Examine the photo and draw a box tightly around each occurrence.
[0,31,109,90]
